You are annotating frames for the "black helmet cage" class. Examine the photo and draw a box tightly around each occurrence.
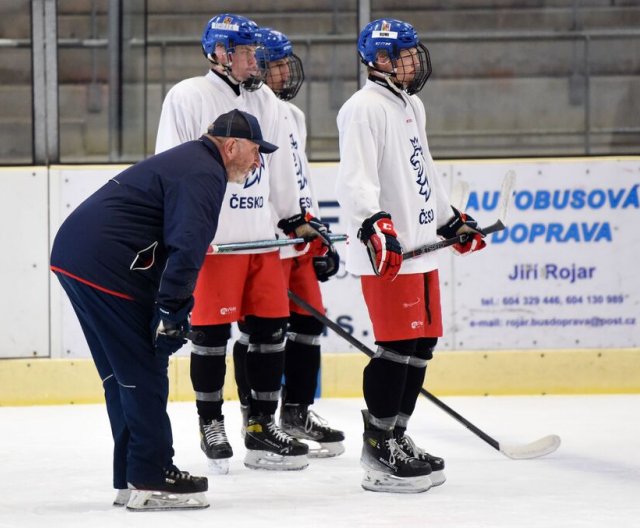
[362,42,432,95]
[274,54,305,101]
[403,42,432,95]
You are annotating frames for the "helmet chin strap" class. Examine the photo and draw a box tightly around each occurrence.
[368,65,405,94]
[207,53,242,85]
[383,75,405,94]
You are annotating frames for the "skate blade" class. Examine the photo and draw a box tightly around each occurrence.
[361,468,432,494]
[430,469,446,487]
[244,450,309,471]
[113,489,131,507]
[126,490,209,511]
[207,457,230,475]
[307,441,346,459]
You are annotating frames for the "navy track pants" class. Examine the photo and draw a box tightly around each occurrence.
[54,272,175,488]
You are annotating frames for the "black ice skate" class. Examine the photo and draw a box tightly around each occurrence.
[394,428,446,486]
[244,414,309,471]
[360,410,432,493]
[280,403,345,458]
[199,416,233,475]
[127,467,209,511]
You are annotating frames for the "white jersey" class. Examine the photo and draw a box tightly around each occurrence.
[155,70,301,250]
[275,100,321,259]
[335,80,452,276]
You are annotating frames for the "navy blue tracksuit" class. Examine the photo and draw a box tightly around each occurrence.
[50,136,227,488]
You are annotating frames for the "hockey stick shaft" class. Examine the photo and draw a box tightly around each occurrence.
[287,289,500,451]
[210,233,347,254]
[403,219,505,260]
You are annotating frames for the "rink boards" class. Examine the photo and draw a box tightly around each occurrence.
[0,157,639,404]
[1,348,640,405]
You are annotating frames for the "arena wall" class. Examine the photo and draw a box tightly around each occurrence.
[1,157,638,405]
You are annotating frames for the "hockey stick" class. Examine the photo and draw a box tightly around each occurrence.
[209,233,347,254]
[403,220,505,260]
[404,170,516,260]
[288,289,561,459]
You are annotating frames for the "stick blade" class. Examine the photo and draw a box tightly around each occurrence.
[498,170,517,224]
[499,434,561,459]
[451,179,471,210]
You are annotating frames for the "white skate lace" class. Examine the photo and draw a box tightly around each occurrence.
[304,410,330,433]
[203,419,229,446]
[385,438,412,465]
[267,421,294,444]
[399,434,425,458]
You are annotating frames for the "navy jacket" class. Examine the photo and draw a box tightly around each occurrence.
[51,136,227,308]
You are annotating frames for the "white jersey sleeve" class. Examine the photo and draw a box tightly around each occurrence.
[256,89,302,224]
[287,102,321,217]
[272,100,322,260]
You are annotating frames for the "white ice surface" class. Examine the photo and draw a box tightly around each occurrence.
[1,395,639,528]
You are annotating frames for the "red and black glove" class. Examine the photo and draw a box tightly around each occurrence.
[278,210,332,256]
[437,206,486,256]
[358,212,403,281]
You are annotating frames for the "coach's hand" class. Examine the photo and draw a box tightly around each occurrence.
[151,297,194,355]
[358,211,403,280]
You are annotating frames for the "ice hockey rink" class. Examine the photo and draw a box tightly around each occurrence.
[1,395,638,528]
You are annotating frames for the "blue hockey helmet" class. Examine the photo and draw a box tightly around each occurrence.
[255,27,305,101]
[255,27,293,62]
[201,14,259,56]
[201,14,267,91]
[357,18,432,94]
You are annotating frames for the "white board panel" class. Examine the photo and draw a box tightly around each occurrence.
[49,165,129,358]
[0,167,49,358]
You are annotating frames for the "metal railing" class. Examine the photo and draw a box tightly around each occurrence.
[2,27,639,162]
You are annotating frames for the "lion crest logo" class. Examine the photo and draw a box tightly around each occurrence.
[243,153,265,189]
[410,137,431,202]
[290,133,307,190]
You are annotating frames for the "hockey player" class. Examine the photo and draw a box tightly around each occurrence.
[335,18,486,493]
[156,14,328,473]
[231,27,345,458]
[50,109,273,510]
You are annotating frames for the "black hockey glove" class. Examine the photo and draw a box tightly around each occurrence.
[151,296,194,355]
[313,245,340,282]
[278,210,332,255]
[436,206,487,256]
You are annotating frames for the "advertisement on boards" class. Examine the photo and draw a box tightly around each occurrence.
[312,159,640,351]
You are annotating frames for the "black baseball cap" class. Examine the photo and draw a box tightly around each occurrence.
[207,109,278,154]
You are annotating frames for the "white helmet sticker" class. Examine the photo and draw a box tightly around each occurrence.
[372,30,398,39]
[211,22,240,31]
